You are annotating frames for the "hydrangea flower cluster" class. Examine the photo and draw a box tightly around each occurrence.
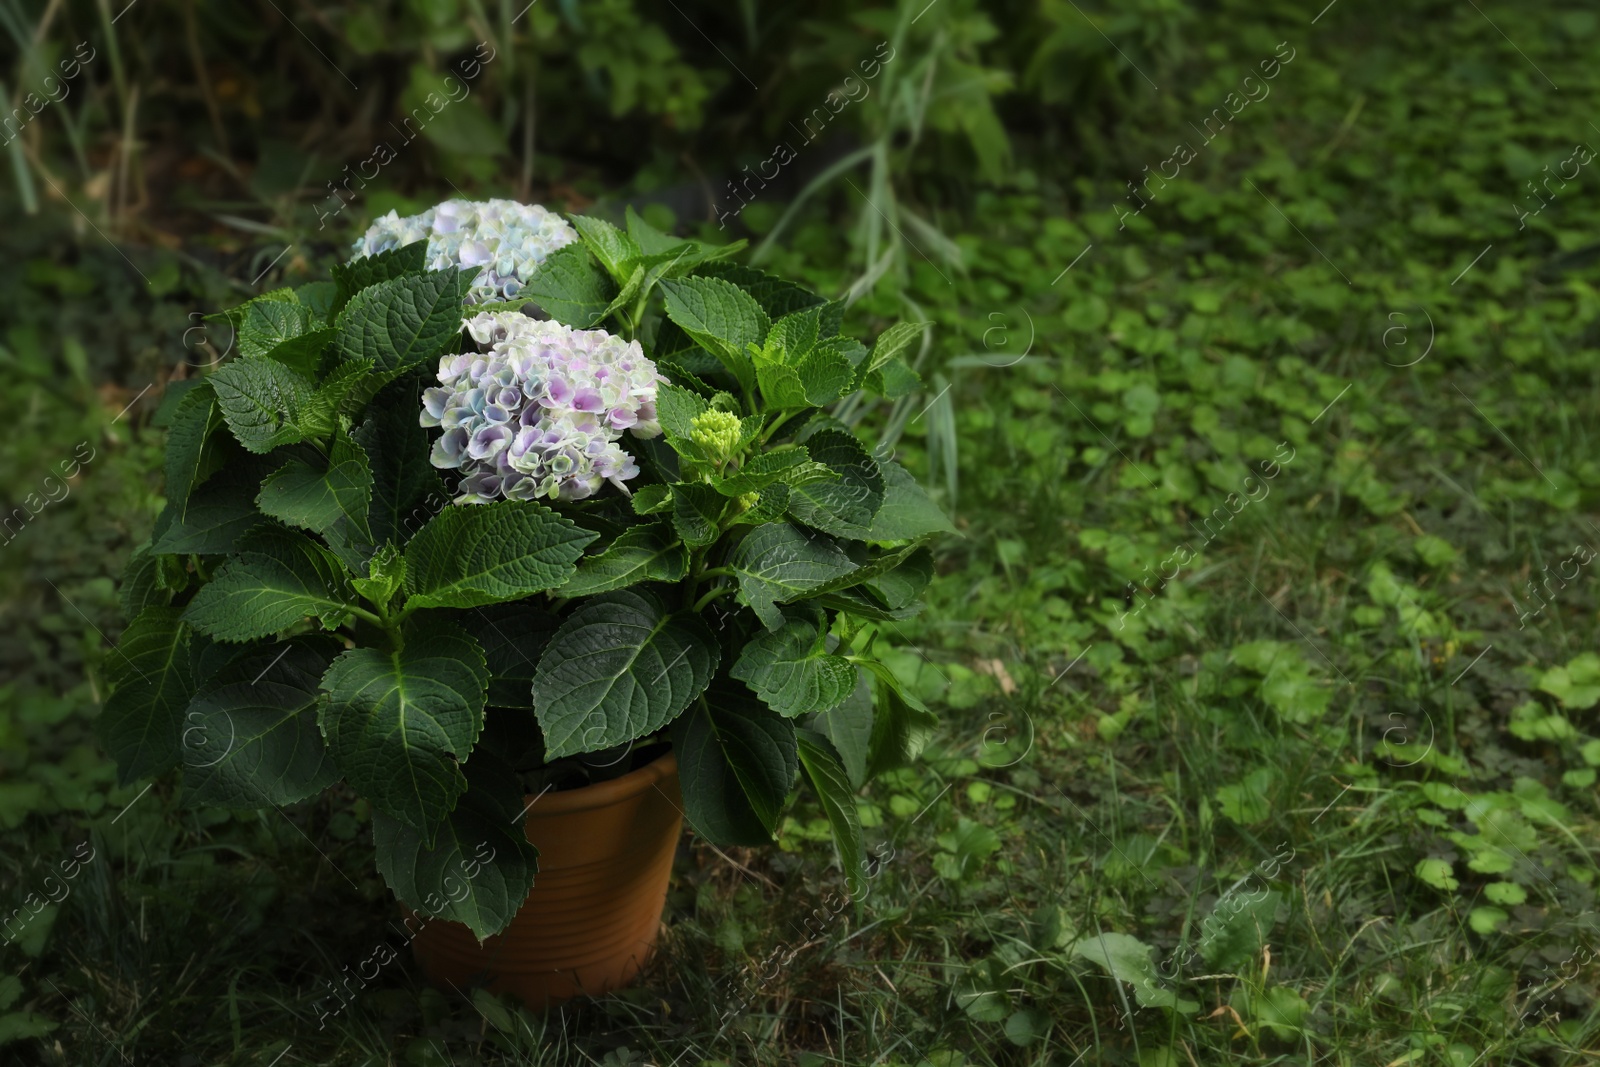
[351,199,578,304]
[422,312,665,504]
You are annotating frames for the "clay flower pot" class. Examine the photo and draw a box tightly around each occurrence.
[410,750,683,1008]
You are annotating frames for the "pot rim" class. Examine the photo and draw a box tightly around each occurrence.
[522,748,678,817]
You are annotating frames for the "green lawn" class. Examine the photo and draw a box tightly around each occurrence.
[4,1,1600,1064]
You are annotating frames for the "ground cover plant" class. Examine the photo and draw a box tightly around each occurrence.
[2,0,1600,1065]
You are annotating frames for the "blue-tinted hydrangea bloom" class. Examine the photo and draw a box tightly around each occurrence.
[351,198,577,304]
[423,311,665,504]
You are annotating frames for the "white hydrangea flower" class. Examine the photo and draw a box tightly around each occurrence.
[351,198,578,304]
[423,312,666,504]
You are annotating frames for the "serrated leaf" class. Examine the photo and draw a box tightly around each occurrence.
[671,484,725,548]
[864,548,934,609]
[164,384,224,520]
[350,543,406,606]
[812,667,874,788]
[570,215,642,282]
[98,606,193,785]
[403,500,596,610]
[296,281,338,321]
[630,484,673,515]
[373,750,538,940]
[730,522,858,630]
[464,604,558,708]
[660,276,768,396]
[731,607,855,718]
[713,447,827,496]
[182,674,338,808]
[233,297,314,361]
[655,382,709,440]
[332,242,429,313]
[868,455,956,540]
[726,483,792,527]
[520,243,616,328]
[786,430,884,539]
[796,731,866,899]
[119,541,168,621]
[869,356,923,400]
[532,588,719,758]
[335,269,470,373]
[184,528,357,642]
[354,391,448,549]
[856,321,930,387]
[320,617,488,836]
[625,204,682,255]
[257,433,373,543]
[698,263,828,321]
[559,525,689,597]
[209,357,316,454]
[262,327,336,379]
[671,684,797,845]
[150,479,264,555]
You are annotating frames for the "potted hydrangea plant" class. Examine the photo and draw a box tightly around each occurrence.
[101,199,952,1007]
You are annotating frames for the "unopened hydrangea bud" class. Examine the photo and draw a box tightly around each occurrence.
[689,409,743,463]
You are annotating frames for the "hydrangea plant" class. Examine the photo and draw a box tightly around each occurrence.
[102,204,952,939]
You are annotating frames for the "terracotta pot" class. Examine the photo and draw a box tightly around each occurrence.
[410,750,683,1009]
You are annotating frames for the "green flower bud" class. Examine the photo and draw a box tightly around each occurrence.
[689,409,743,463]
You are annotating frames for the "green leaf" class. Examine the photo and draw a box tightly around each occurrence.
[464,604,558,708]
[812,667,873,788]
[1197,889,1281,970]
[350,543,406,607]
[654,381,709,440]
[533,588,719,758]
[671,484,725,548]
[261,327,335,379]
[1415,858,1460,891]
[558,525,689,597]
[332,242,429,313]
[713,447,830,496]
[119,541,169,621]
[659,276,769,396]
[698,263,828,321]
[402,500,596,610]
[796,731,866,898]
[163,384,224,520]
[625,204,683,255]
[183,528,357,642]
[150,479,264,555]
[786,430,884,539]
[730,522,858,630]
[868,455,956,540]
[335,269,470,373]
[295,280,338,321]
[1538,653,1600,710]
[373,750,539,940]
[182,656,338,808]
[209,357,316,454]
[726,483,792,528]
[353,394,449,549]
[857,660,937,778]
[630,484,673,515]
[257,433,373,544]
[1072,932,1199,1013]
[233,296,314,361]
[731,607,855,718]
[98,606,194,786]
[671,685,797,845]
[864,548,934,610]
[570,215,642,282]
[520,243,616,328]
[855,321,931,388]
[319,617,488,836]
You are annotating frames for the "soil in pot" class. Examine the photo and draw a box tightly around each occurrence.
[409,745,683,1009]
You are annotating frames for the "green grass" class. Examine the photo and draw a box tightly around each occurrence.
[5,0,1600,1063]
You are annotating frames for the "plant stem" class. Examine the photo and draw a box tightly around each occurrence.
[692,586,733,613]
